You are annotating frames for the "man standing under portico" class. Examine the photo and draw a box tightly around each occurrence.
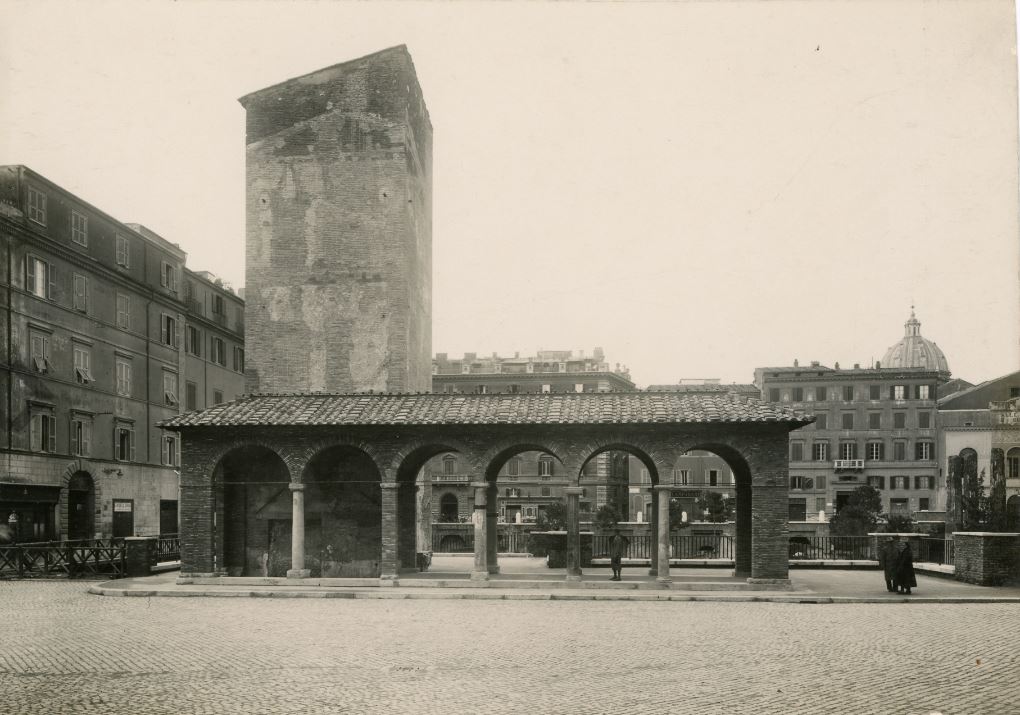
[608,528,629,581]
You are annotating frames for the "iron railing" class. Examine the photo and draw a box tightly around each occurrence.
[917,538,954,565]
[155,534,181,563]
[788,535,875,560]
[590,534,735,560]
[432,532,475,553]
[0,538,126,579]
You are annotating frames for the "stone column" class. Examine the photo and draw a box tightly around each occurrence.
[379,482,400,583]
[734,481,752,578]
[564,486,583,582]
[655,485,672,584]
[286,483,310,579]
[750,483,790,583]
[471,482,489,581]
[648,487,658,575]
[486,482,499,574]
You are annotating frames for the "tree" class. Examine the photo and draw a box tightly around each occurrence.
[830,485,882,536]
[883,514,914,533]
[695,491,733,523]
[961,465,986,531]
[536,501,567,530]
[593,504,622,533]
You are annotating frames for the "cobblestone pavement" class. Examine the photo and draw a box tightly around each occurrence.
[1,580,1017,715]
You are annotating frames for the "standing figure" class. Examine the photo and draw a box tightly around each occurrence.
[894,540,917,595]
[878,537,898,592]
[608,528,629,581]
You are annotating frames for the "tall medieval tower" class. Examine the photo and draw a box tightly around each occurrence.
[239,46,432,394]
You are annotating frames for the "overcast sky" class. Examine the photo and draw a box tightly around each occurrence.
[2,0,1017,387]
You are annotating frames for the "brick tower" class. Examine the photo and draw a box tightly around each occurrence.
[239,46,432,394]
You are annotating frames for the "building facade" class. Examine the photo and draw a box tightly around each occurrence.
[0,165,244,542]
[240,45,432,395]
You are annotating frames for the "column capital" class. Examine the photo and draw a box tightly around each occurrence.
[563,487,584,496]
[289,482,306,492]
[469,481,489,490]
[379,482,400,490]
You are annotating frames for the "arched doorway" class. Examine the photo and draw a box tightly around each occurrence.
[67,472,95,541]
[215,446,290,577]
[1006,495,1020,531]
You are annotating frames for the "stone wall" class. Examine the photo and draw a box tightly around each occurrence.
[953,532,1020,586]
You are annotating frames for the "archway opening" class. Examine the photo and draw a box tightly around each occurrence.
[439,493,459,522]
[215,446,290,577]
[1007,495,1020,532]
[67,471,95,541]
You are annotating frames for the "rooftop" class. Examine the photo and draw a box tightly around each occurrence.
[161,391,811,429]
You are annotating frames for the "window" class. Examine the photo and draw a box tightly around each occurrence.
[26,256,54,299]
[163,371,178,406]
[916,385,930,400]
[185,325,201,356]
[539,458,553,477]
[917,411,931,429]
[816,497,827,513]
[790,476,814,489]
[474,384,488,394]
[160,261,178,292]
[891,476,909,490]
[540,487,551,497]
[1009,449,1020,479]
[115,423,136,461]
[161,314,179,348]
[870,385,881,400]
[233,346,245,373]
[73,345,93,384]
[891,385,906,400]
[893,442,906,461]
[574,383,584,393]
[27,187,46,225]
[116,294,131,330]
[213,390,223,405]
[919,498,930,511]
[443,455,457,475]
[507,487,522,498]
[116,235,130,268]
[508,458,520,477]
[558,362,567,372]
[893,412,906,429]
[869,412,881,429]
[867,442,884,461]
[1011,387,1020,399]
[839,442,857,460]
[541,384,551,393]
[769,388,780,402]
[70,210,88,246]
[461,363,470,374]
[708,469,719,486]
[812,442,829,461]
[841,412,854,430]
[790,442,804,461]
[70,414,92,457]
[914,475,935,490]
[508,384,520,394]
[815,386,827,402]
[867,476,885,490]
[161,434,178,467]
[814,413,827,430]
[673,469,689,486]
[788,498,807,521]
[30,330,51,373]
[792,387,803,402]
[116,359,132,397]
[212,294,225,315]
[186,381,197,411]
[72,273,88,312]
[30,408,56,452]
[915,442,933,461]
[842,386,854,401]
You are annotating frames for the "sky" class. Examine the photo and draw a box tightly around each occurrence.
[2,0,1018,388]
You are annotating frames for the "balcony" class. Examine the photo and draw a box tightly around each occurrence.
[833,459,864,471]
[433,474,471,484]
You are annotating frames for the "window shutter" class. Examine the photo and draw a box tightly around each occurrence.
[47,263,56,300]
[47,416,56,452]
[129,430,137,462]
[160,263,167,287]
[83,421,91,456]
[30,413,38,451]
[26,260,35,294]
[889,386,895,400]
[71,420,79,455]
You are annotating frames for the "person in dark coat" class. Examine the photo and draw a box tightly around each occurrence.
[878,537,898,592]
[894,540,917,594]
[608,528,629,581]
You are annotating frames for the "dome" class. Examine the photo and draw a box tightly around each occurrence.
[881,308,950,372]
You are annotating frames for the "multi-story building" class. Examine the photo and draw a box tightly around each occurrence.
[0,166,244,542]
[937,370,1020,531]
[424,349,634,534]
[756,310,951,523]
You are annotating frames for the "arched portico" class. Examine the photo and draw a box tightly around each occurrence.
[166,392,808,585]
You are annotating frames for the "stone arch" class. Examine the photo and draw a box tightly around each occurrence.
[479,442,567,482]
[207,440,295,485]
[294,436,387,483]
[1007,494,1020,531]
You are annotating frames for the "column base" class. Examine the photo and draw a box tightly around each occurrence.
[487,565,501,575]
[379,575,399,587]
[747,577,793,589]
[656,576,673,586]
[732,569,751,579]
[286,569,310,579]
[470,570,490,582]
[565,572,583,583]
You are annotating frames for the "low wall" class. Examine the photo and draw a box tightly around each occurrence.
[952,532,1020,586]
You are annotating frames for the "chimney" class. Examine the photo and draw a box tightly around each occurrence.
[876,360,881,369]
[793,359,799,367]
[853,363,860,369]
[810,361,820,367]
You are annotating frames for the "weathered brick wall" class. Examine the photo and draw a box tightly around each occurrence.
[953,532,1020,586]
[241,47,431,394]
[178,422,793,579]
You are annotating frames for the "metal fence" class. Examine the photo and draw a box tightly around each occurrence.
[917,538,954,565]
[590,534,734,560]
[155,534,181,563]
[788,535,875,560]
[0,538,126,579]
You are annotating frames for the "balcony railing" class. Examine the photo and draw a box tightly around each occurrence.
[833,459,864,470]
[433,474,471,483]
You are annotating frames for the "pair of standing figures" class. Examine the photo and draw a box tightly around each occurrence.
[880,539,917,595]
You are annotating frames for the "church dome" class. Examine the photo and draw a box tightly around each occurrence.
[881,308,950,373]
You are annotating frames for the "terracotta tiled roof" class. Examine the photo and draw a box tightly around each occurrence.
[160,392,812,429]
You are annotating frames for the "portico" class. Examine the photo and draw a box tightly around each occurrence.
[164,391,809,585]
